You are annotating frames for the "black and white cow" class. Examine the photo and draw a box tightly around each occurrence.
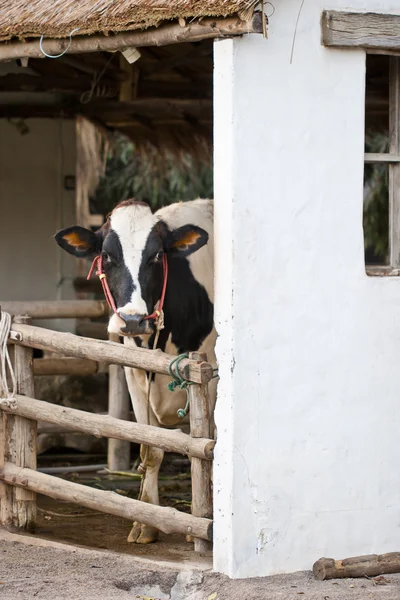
[55,198,217,544]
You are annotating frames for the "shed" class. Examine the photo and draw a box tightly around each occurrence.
[1,0,400,581]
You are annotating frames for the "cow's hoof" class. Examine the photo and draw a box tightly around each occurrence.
[127,522,158,544]
[186,534,194,543]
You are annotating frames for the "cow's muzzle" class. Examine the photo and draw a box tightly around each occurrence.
[119,313,155,336]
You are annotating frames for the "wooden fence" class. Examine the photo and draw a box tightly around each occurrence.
[0,307,214,551]
[2,300,131,471]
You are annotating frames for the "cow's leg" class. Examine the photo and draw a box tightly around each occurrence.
[124,366,163,544]
[128,444,164,544]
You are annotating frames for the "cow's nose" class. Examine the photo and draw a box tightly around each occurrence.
[118,313,153,336]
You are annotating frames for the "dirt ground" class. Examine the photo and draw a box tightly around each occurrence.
[2,454,399,599]
[1,530,400,600]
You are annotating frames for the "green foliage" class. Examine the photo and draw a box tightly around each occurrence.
[92,132,213,216]
[363,134,389,264]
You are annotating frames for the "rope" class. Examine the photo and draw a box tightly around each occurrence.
[167,353,193,419]
[0,311,16,400]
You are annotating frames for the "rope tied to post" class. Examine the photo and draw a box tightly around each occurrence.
[0,311,16,401]
[167,354,219,419]
[167,353,193,419]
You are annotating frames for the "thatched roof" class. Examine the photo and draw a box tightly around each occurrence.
[0,0,258,42]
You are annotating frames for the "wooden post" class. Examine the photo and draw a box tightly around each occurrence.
[189,352,213,552]
[107,333,131,471]
[0,315,36,530]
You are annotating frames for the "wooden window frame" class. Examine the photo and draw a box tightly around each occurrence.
[365,56,400,276]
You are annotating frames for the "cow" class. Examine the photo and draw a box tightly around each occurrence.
[55,198,217,544]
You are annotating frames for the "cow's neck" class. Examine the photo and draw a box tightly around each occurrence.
[154,255,213,354]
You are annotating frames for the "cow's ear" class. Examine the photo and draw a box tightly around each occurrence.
[166,225,208,257]
[55,226,100,258]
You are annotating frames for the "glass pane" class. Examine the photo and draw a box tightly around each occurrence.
[363,163,389,266]
[365,54,389,149]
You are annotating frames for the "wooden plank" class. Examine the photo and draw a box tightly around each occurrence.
[322,11,400,50]
[33,357,105,377]
[314,552,400,580]
[9,323,214,384]
[1,300,108,319]
[0,15,263,62]
[107,333,131,471]
[0,462,212,541]
[365,153,400,163]
[0,394,214,461]
[5,316,36,531]
[389,57,400,268]
[189,352,213,552]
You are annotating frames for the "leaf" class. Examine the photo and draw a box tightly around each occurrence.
[349,584,355,588]
[208,593,217,600]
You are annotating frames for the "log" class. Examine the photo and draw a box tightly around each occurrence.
[0,15,263,62]
[107,333,131,471]
[0,462,212,541]
[33,357,105,376]
[322,11,400,50]
[1,300,108,319]
[0,316,36,531]
[9,322,213,384]
[37,411,135,433]
[0,394,214,460]
[189,352,213,552]
[313,552,400,580]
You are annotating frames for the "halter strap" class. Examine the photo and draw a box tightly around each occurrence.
[87,253,168,322]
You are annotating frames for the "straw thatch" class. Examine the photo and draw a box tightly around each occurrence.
[0,0,258,42]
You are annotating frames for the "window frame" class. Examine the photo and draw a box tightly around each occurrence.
[365,55,400,276]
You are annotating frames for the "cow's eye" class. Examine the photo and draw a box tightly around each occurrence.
[102,251,111,263]
[155,250,164,262]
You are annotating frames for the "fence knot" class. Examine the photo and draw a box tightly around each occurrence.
[167,353,193,419]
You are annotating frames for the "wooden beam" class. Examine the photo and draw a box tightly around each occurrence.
[389,57,400,267]
[0,74,118,96]
[322,11,400,50]
[9,323,214,384]
[1,300,108,319]
[365,153,400,163]
[0,15,263,62]
[0,394,214,461]
[0,462,212,541]
[0,317,36,531]
[189,352,213,553]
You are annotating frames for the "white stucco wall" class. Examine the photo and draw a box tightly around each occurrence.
[0,118,76,331]
[213,0,400,579]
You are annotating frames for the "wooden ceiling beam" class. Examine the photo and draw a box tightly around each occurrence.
[0,14,262,62]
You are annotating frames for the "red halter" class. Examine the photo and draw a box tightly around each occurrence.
[87,253,168,322]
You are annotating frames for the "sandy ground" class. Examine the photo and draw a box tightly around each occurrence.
[1,531,400,600]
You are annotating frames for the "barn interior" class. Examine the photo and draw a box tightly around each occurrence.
[0,2,390,562]
[0,2,256,563]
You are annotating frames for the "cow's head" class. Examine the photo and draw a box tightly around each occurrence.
[55,200,208,337]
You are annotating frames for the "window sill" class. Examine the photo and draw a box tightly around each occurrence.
[366,266,400,277]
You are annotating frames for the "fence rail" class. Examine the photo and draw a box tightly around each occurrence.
[11,323,213,384]
[0,300,109,319]
[0,310,214,549]
[0,394,214,460]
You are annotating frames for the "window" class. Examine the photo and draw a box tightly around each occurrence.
[364,55,400,276]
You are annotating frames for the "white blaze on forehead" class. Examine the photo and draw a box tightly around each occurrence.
[110,203,157,315]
